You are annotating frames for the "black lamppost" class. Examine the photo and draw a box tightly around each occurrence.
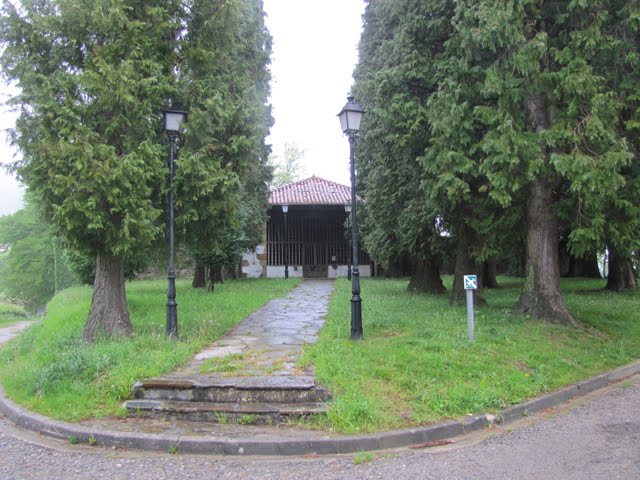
[345,204,352,281]
[163,107,187,339]
[338,96,365,341]
[282,204,289,279]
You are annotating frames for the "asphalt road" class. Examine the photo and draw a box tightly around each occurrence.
[1,377,639,480]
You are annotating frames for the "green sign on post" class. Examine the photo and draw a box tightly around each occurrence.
[464,275,477,341]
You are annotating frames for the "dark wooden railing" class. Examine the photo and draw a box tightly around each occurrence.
[266,209,369,266]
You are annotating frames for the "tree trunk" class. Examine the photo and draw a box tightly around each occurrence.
[606,247,637,291]
[207,264,215,292]
[516,178,577,325]
[450,222,486,305]
[83,252,133,342]
[385,254,413,278]
[214,267,224,284]
[516,93,577,327]
[192,263,206,288]
[506,246,526,277]
[566,254,601,278]
[558,238,571,277]
[229,263,240,280]
[407,256,445,294]
[483,260,499,288]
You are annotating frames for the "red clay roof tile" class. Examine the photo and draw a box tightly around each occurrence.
[269,176,351,206]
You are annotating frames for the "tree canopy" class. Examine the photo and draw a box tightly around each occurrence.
[0,198,79,310]
[0,0,273,339]
[353,0,639,325]
[174,0,272,288]
[269,141,305,188]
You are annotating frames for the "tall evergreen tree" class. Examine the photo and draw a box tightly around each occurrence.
[439,0,632,324]
[0,0,180,340]
[354,0,454,293]
[354,0,638,325]
[598,0,640,290]
[0,0,273,338]
[175,0,272,288]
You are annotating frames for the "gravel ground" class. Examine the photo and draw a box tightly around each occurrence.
[1,377,639,480]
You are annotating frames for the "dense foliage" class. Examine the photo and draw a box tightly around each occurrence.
[0,278,299,420]
[269,141,304,188]
[0,199,79,310]
[175,0,272,285]
[0,0,273,339]
[353,0,639,324]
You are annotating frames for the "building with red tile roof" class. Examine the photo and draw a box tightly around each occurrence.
[241,176,371,279]
[269,175,351,206]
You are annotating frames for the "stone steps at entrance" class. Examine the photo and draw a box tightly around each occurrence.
[122,375,332,423]
[122,281,336,424]
[122,399,329,423]
[130,375,332,403]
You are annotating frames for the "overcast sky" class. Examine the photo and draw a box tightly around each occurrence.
[0,0,366,217]
[263,0,365,184]
[0,83,23,216]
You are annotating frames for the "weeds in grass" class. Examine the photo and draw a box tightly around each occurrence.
[0,279,301,421]
[354,451,375,465]
[265,358,286,374]
[200,354,244,374]
[2,275,639,435]
[238,414,258,425]
[325,390,379,432]
[301,276,640,433]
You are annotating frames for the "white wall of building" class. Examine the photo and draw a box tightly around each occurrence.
[357,265,371,277]
[263,264,371,279]
[242,249,373,279]
[266,265,304,278]
[241,249,264,278]
[328,265,349,278]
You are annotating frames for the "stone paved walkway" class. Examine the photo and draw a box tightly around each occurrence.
[167,279,335,380]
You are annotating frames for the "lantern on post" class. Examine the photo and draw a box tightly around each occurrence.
[337,96,365,341]
[282,204,289,279]
[163,107,188,338]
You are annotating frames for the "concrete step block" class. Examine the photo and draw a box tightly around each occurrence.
[122,398,329,423]
[131,375,332,404]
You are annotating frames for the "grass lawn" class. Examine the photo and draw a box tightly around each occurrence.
[0,278,301,421]
[0,303,29,327]
[1,275,638,433]
[299,276,640,433]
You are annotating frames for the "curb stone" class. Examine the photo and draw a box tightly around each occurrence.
[1,360,640,456]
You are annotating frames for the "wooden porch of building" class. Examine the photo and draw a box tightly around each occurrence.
[266,205,370,278]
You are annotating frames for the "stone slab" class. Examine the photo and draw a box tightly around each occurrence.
[139,375,318,390]
[123,399,329,416]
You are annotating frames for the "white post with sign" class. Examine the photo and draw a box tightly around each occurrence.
[463,275,477,341]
